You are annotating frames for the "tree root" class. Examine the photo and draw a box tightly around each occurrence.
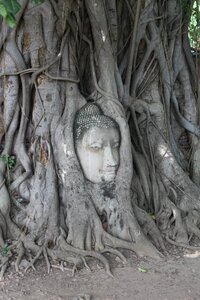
[157,196,189,243]
[100,248,126,263]
[47,248,83,276]
[48,249,102,276]
[25,248,43,272]
[0,214,163,278]
[51,261,78,276]
[156,195,200,248]
[166,234,200,251]
[22,229,162,278]
[133,204,165,251]
[102,231,163,260]
[58,235,113,277]
[15,241,25,272]
[43,247,51,274]
[47,248,83,266]
[48,229,163,278]
[0,211,163,278]
[0,254,9,280]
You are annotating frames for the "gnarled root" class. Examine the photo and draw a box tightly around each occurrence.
[156,193,200,249]
[25,248,43,272]
[0,253,9,280]
[57,235,113,277]
[101,248,126,263]
[42,235,127,276]
[102,231,163,260]
[15,241,25,272]
[133,204,165,251]
[166,234,200,251]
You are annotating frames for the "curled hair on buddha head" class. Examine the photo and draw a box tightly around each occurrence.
[73,102,120,144]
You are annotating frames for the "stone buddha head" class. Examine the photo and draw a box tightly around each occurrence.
[74,103,120,184]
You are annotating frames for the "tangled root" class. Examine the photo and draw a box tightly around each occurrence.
[15,241,25,272]
[57,235,113,277]
[0,215,165,279]
[100,248,126,263]
[103,231,163,260]
[166,234,200,251]
[134,204,165,251]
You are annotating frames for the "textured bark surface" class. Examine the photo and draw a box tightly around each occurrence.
[0,0,199,277]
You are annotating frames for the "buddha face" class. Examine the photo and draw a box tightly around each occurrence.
[76,126,120,183]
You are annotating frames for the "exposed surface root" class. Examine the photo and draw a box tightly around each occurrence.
[47,248,83,266]
[15,241,25,272]
[166,235,200,251]
[6,218,40,255]
[51,261,78,276]
[43,247,51,274]
[0,253,9,279]
[102,231,163,260]
[134,204,165,251]
[58,236,113,277]
[25,248,43,272]
[156,195,200,248]
[101,248,126,263]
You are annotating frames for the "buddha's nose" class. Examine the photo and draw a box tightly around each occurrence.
[104,146,118,168]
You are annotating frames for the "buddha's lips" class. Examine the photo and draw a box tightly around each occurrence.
[100,169,117,177]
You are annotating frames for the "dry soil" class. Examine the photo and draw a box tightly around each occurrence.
[0,245,200,300]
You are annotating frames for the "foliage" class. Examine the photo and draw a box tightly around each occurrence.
[0,0,198,49]
[1,243,9,257]
[189,0,200,50]
[0,0,20,27]
[0,155,16,170]
[0,0,43,27]
[137,266,148,273]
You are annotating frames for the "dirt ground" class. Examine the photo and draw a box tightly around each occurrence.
[1,244,200,300]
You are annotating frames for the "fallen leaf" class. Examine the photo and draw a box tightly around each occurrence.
[137,266,148,273]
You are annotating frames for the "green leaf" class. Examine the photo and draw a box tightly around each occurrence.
[7,156,16,169]
[0,3,7,17]
[0,154,16,168]
[137,266,148,273]
[2,243,9,256]
[149,213,155,220]
[1,0,20,14]
[5,14,16,28]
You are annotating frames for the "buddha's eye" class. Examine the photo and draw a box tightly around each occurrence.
[88,145,102,151]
